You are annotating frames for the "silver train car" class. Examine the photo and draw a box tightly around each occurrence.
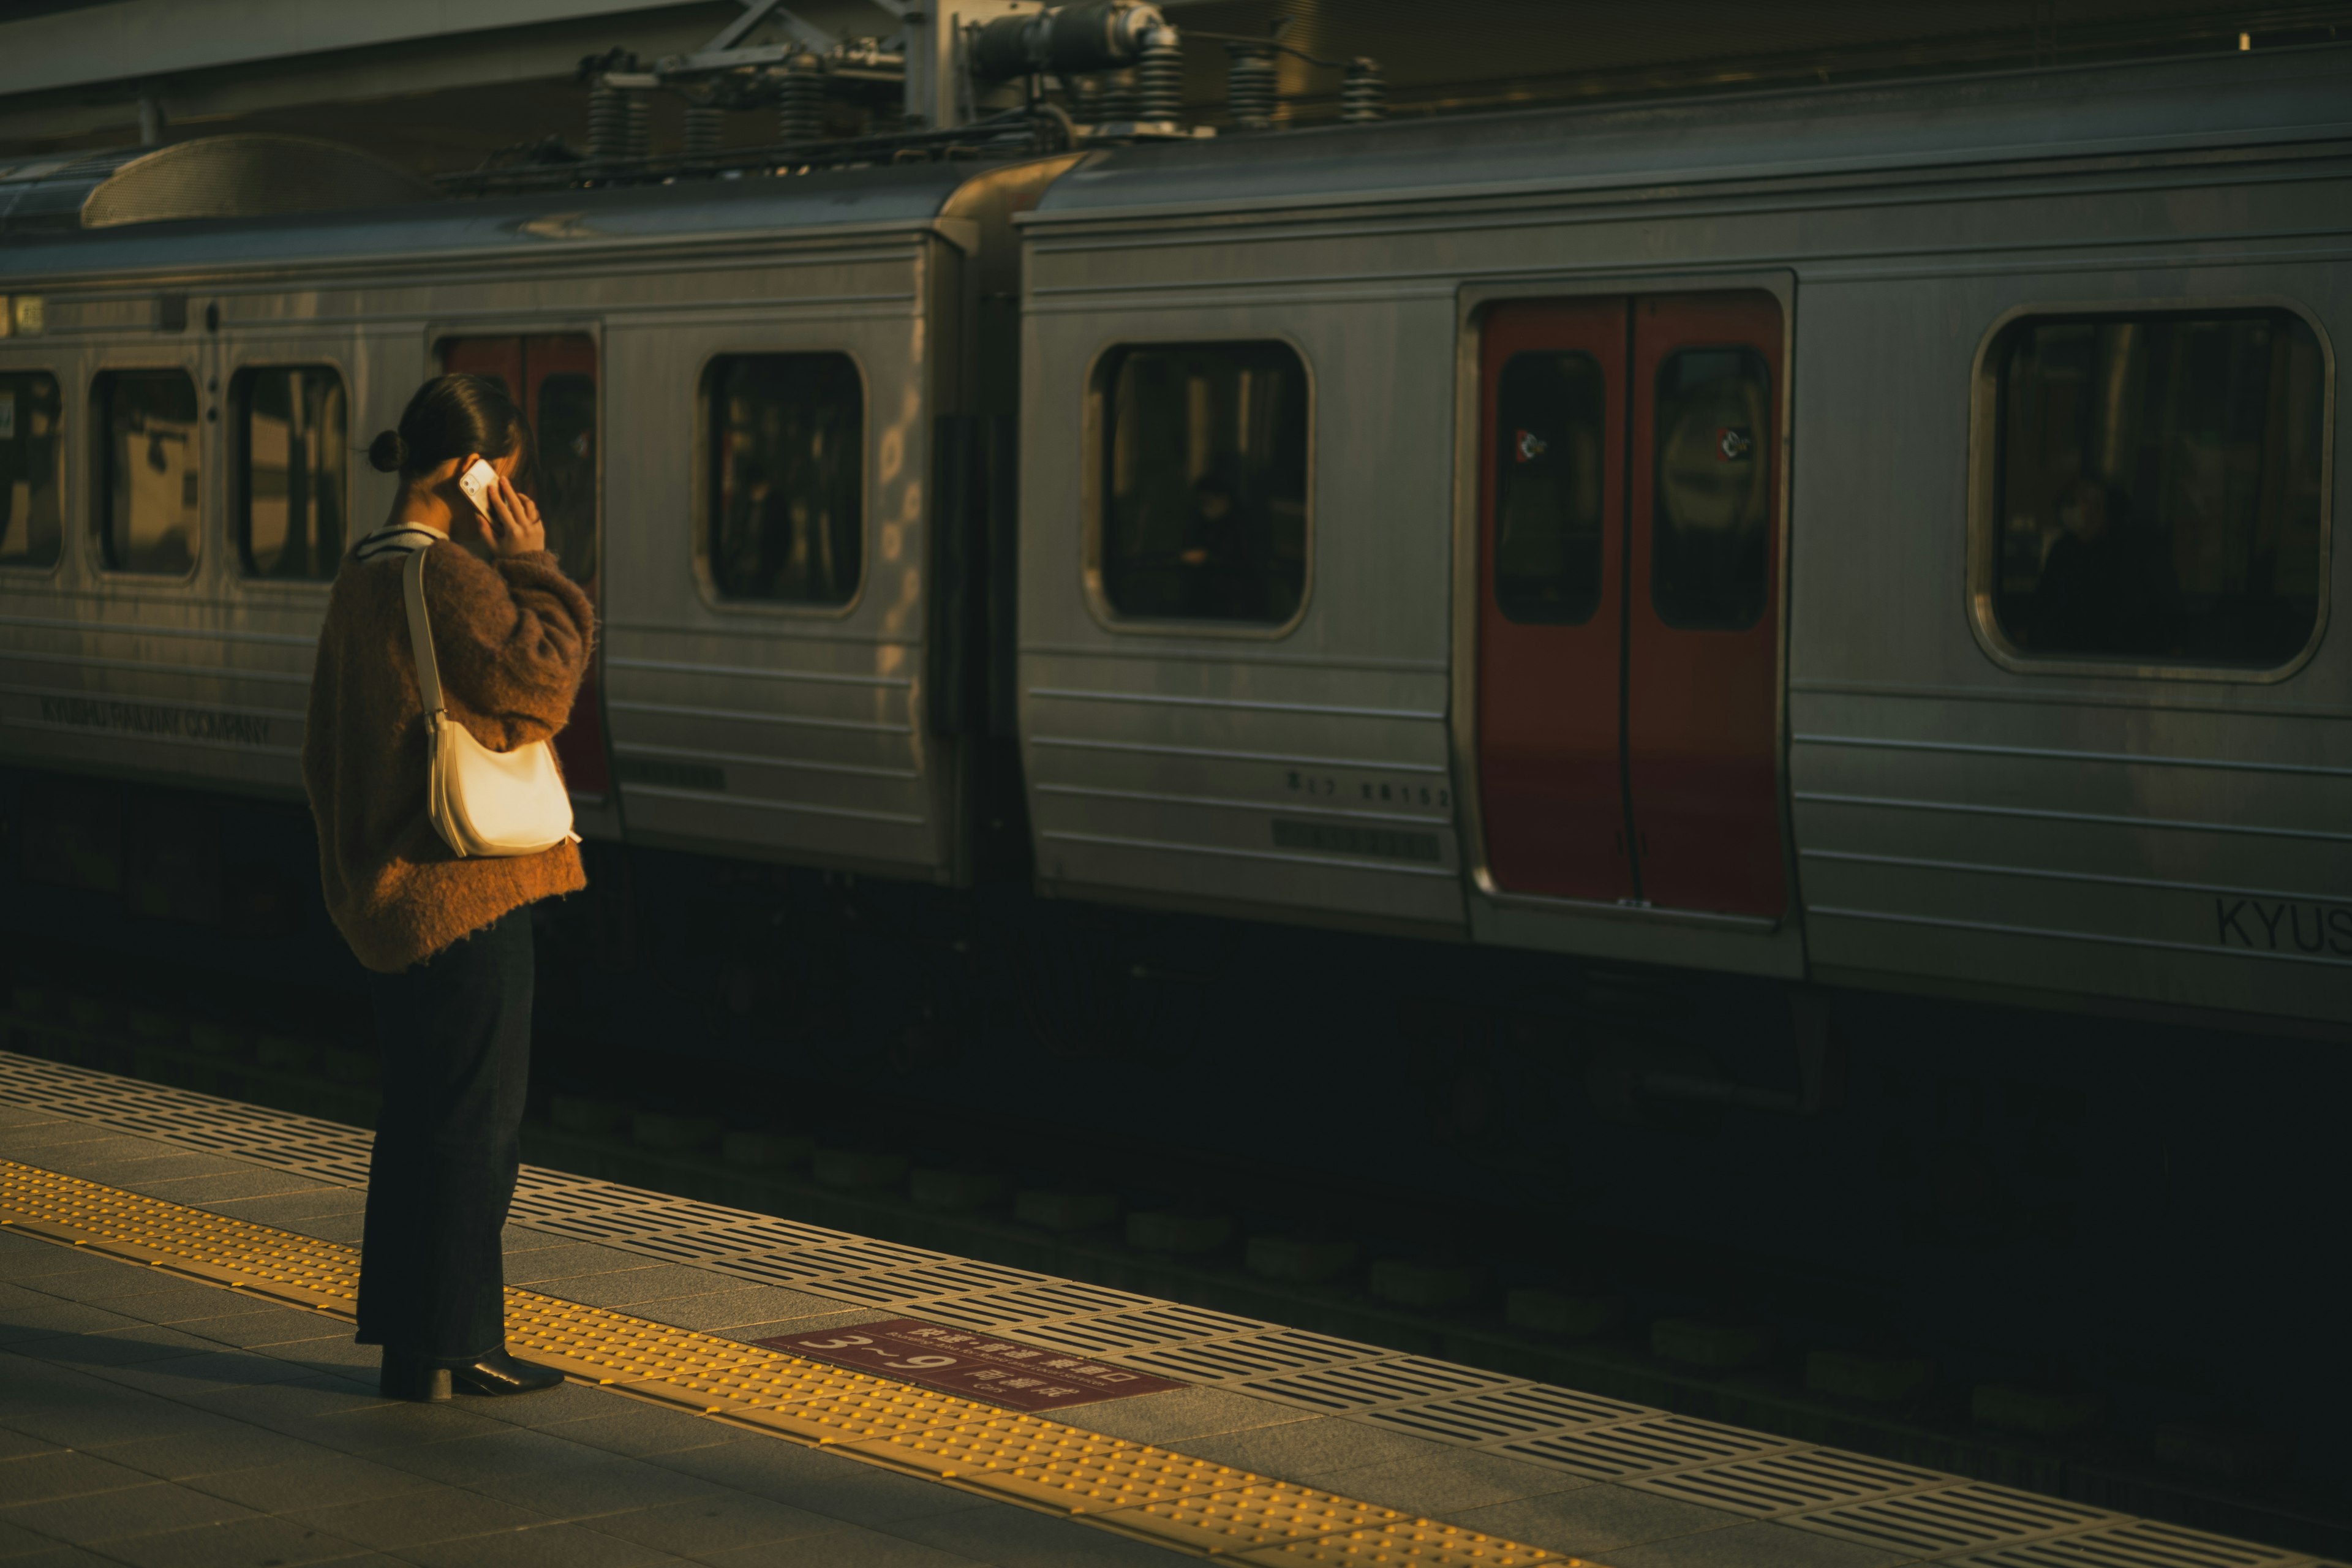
[0,43,2345,1030]
[0,154,1071,875]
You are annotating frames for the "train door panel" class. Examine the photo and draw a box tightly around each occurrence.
[1626,293,1785,918]
[439,334,614,813]
[440,337,522,402]
[1476,298,1631,902]
[1474,290,1786,921]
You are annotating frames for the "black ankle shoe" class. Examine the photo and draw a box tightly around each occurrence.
[449,1347,565,1396]
[380,1352,453,1402]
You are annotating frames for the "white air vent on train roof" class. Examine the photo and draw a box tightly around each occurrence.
[0,134,435,235]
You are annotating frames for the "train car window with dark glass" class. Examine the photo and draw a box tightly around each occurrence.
[1991,310,2325,666]
[534,372,597,586]
[1494,350,1605,624]
[1651,347,1772,630]
[95,369,202,575]
[0,371,62,570]
[1099,341,1308,625]
[707,353,863,605]
[233,366,347,579]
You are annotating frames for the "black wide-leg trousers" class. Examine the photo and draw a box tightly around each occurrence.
[357,906,533,1365]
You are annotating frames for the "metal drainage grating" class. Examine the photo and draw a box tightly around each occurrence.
[548,1181,734,1215]
[532,1208,739,1245]
[1944,1521,2315,1568]
[713,1240,941,1278]
[610,1224,861,1265]
[693,1219,868,1253]
[266,1137,375,1164]
[910,1281,1161,1324]
[990,1303,1275,1354]
[614,1196,777,1231]
[811,1262,1058,1306]
[1362,1385,1656,1447]
[0,1054,137,1093]
[94,1105,301,1137]
[1117,1330,1390,1382]
[514,1167,596,1190]
[1632,1448,1947,1517]
[677,1252,873,1291]
[277,1155,375,1184]
[228,1137,375,1183]
[1501,1415,1793,1479]
[505,1181,667,1219]
[505,1188,625,1221]
[1787,1483,2114,1558]
[1239,1355,1524,1414]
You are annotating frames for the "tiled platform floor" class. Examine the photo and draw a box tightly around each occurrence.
[2,1111,1244,1566]
[2,1057,2339,1568]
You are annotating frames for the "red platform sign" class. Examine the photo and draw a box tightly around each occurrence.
[755,1317,1183,1412]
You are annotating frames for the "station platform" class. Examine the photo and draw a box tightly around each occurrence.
[0,1050,2338,1568]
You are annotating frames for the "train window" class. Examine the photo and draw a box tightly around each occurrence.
[1098,341,1308,625]
[1651,346,1773,631]
[535,371,597,585]
[0,371,62,570]
[233,366,347,579]
[1494,350,1606,624]
[1989,310,2326,666]
[94,369,202,575]
[706,353,863,605]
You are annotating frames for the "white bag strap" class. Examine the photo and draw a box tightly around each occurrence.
[401,545,447,717]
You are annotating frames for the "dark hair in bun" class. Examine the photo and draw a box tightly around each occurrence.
[367,373,526,480]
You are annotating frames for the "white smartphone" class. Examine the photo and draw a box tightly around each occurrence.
[456,458,499,517]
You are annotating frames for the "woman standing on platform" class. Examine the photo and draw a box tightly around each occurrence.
[302,374,592,1401]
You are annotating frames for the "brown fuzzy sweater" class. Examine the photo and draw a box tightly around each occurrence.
[303,526,594,973]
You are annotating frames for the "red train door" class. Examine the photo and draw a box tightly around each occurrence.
[1476,298,1631,900]
[1476,291,1785,918]
[439,334,611,802]
[1625,294,1785,916]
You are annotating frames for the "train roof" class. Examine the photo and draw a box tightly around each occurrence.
[0,157,997,284]
[5,43,2346,286]
[1033,43,2352,224]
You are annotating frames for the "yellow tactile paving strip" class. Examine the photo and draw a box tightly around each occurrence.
[0,1158,1566,1565]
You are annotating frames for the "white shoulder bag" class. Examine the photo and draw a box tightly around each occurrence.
[401,545,579,858]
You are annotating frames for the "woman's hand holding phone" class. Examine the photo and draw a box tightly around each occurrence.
[481,472,546,559]
[453,453,546,560]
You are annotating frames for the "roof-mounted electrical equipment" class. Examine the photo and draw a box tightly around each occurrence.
[971,2,1186,131]
[434,0,1393,198]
